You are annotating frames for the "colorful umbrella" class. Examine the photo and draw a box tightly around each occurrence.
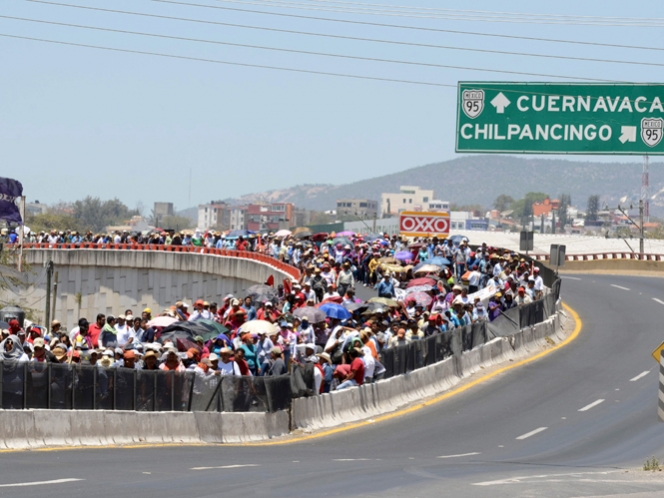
[405,292,433,307]
[368,297,399,307]
[319,303,352,320]
[414,264,443,275]
[336,230,356,237]
[407,277,437,288]
[395,251,414,262]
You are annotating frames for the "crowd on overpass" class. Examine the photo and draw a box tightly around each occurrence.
[1,230,545,393]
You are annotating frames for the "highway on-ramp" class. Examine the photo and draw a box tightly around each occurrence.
[1,274,664,498]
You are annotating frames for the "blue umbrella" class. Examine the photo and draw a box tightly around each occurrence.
[449,234,467,246]
[319,303,352,320]
[427,256,452,267]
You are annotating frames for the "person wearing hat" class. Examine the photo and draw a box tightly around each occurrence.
[322,282,340,301]
[336,261,355,298]
[516,286,533,306]
[317,352,334,393]
[140,350,159,370]
[99,349,114,368]
[375,271,396,298]
[159,347,186,372]
[190,299,212,322]
[30,337,54,363]
[266,347,287,376]
[217,347,241,376]
[473,301,488,321]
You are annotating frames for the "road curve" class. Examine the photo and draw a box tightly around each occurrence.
[2,274,664,498]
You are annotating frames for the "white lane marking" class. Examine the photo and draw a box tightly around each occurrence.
[473,471,618,486]
[653,298,664,305]
[631,370,650,381]
[191,464,259,470]
[516,427,548,440]
[610,284,630,291]
[333,458,374,461]
[0,479,84,488]
[561,276,582,281]
[437,452,481,459]
[578,399,605,412]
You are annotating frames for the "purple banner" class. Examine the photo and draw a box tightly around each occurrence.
[0,177,23,224]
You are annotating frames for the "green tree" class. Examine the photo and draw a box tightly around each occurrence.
[586,195,600,222]
[510,192,549,222]
[26,212,81,233]
[493,194,514,213]
[72,197,138,232]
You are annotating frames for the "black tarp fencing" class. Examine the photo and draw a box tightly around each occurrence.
[1,362,289,413]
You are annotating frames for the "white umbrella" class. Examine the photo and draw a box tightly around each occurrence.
[274,229,292,238]
[147,316,178,328]
[239,320,279,335]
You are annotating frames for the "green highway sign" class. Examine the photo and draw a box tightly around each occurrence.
[455,82,664,155]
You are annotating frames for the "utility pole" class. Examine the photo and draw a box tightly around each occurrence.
[617,202,644,259]
[44,259,54,328]
[639,198,644,257]
[51,270,58,323]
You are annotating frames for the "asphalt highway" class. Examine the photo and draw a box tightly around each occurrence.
[2,274,664,498]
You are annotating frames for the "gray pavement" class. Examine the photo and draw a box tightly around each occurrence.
[1,274,664,497]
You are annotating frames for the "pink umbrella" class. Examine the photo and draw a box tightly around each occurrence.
[405,291,433,307]
[147,316,178,328]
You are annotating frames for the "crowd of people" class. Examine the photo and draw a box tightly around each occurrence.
[1,230,547,396]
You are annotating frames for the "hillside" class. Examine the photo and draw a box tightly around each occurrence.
[223,155,664,214]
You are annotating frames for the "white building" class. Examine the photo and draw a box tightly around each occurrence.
[381,186,435,216]
[427,200,450,212]
[198,203,226,230]
[229,208,246,231]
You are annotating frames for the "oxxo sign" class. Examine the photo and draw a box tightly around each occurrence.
[456,83,664,155]
[399,211,450,238]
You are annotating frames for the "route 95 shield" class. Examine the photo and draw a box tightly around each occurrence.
[641,117,663,148]
[461,89,484,119]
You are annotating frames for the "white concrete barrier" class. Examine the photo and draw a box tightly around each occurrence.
[291,310,565,432]
[0,409,288,449]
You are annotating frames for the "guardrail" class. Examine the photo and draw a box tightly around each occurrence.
[21,242,301,280]
[531,252,664,262]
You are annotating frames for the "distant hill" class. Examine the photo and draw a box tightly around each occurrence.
[223,155,664,215]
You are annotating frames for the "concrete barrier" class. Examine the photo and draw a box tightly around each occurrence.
[291,309,566,432]
[659,350,664,422]
[0,409,289,449]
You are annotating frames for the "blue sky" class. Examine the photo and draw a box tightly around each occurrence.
[1,0,661,211]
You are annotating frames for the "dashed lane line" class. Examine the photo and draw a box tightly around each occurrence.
[578,399,605,412]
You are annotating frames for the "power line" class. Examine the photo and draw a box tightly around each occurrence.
[12,2,664,68]
[0,15,618,81]
[0,32,453,87]
[29,1,664,52]
[207,0,664,26]
[300,0,664,23]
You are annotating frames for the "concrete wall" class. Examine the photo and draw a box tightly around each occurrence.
[292,309,566,432]
[4,249,294,330]
[0,409,290,450]
[552,259,664,273]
